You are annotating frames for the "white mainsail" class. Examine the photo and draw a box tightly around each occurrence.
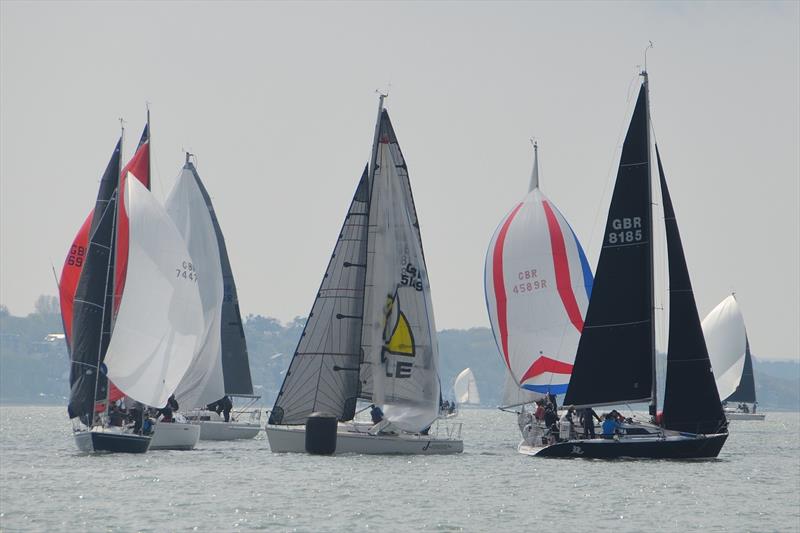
[165,163,226,409]
[104,174,204,408]
[360,108,440,433]
[454,368,481,405]
[702,295,748,402]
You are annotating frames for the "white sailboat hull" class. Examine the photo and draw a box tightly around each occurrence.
[725,412,765,421]
[265,424,463,455]
[197,420,261,441]
[149,422,201,450]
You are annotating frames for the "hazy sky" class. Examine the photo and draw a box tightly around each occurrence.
[1,1,798,361]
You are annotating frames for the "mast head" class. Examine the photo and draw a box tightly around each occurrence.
[528,138,540,192]
[184,150,194,165]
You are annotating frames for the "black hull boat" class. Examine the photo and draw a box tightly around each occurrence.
[535,433,728,459]
[534,70,729,460]
[74,429,151,454]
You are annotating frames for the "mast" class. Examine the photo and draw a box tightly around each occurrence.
[642,69,658,418]
[528,141,539,192]
[368,93,386,183]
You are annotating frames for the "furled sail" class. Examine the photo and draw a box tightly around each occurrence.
[360,109,440,433]
[485,156,592,397]
[165,161,226,409]
[702,295,749,402]
[453,368,481,405]
[67,139,121,420]
[657,148,726,434]
[564,84,654,408]
[103,174,204,408]
[268,167,370,425]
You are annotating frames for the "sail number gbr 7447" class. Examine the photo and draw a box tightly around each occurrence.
[176,260,198,282]
[607,217,643,245]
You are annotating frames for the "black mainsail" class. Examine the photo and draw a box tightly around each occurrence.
[657,148,727,434]
[185,161,254,396]
[724,338,757,403]
[269,167,370,424]
[67,139,121,420]
[563,84,654,408]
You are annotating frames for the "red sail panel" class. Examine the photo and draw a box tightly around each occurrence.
[114,140,149,313]
[59,213,92,347]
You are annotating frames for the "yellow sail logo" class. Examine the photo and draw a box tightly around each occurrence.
[382,291,415,378]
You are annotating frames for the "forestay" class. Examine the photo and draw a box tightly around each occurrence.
[360,110,440,433]
[104,175,204,408]
[165,162,226,409]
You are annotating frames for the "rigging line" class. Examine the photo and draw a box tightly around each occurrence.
[585,71,644,269]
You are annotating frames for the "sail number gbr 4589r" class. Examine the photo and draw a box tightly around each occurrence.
[607,217,643,245]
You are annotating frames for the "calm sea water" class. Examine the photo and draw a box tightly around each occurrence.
[1,406,798,532]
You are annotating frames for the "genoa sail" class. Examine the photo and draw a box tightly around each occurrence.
[67,138,121,420]
[657,148,726,434]
[103,174,204,408]
[165,161,226,409]
[269,167,370,425]
[453,368,481,405]
[702,295,749,402]
[564,84,654,408]
[359,109,440,433]
[485,150,592,398]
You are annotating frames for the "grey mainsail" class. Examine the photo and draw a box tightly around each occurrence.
[269,167,370,424]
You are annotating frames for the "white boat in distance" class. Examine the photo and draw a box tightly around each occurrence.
[703,295,765,421]
[167,155,262,441]
[453,368,481,406]
[265,96,462,454]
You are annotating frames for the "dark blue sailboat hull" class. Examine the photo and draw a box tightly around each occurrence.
[75,430,151,454]
[534,432,728,459]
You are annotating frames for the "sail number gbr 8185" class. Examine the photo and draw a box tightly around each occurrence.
[607,217,643,245]
[176,260,198,282]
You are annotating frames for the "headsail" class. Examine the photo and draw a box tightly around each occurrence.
[701,295,749,402]
[103,174,204,408]
[165,160,226,409]
[564,84,654,408]
[67,138,121,419]
[268,167,370,425]
[453,368,481,405]
[485,147,592,399]
[657,148,726,434]
[360,109,440,433]
[724,339,756,403]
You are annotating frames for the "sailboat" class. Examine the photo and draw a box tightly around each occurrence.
[532,71,729,459]
[453,368,481,406]
[702,295,765,421]
[265,96,463,454]
[484,142,593,449]
[166,155,261,441]
[66,129,205,453]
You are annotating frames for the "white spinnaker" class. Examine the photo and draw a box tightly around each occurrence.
[165,165,225,409]
[361,114,440,433]
[500,372,540,408]
[104,174,204,408]
[702,295,747,401]
[454,368,481,405]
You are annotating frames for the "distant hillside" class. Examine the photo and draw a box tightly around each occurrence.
[1,304,798,411]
